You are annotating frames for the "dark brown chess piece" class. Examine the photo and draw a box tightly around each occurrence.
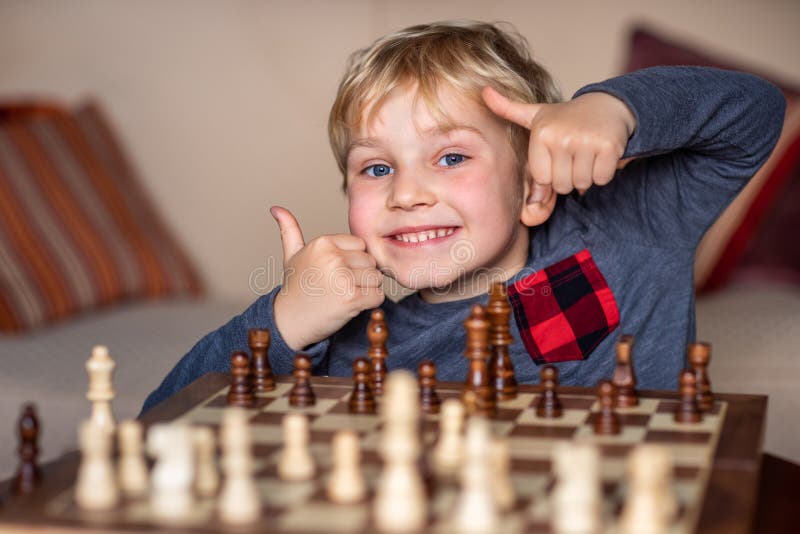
[12,403,41,495]
[249,328,275,393]
[674,368,703,423]
[367,309,389,396]
[593,380,621,435]
[688,342,713,412]
[349,357,376,414]
[536,365,563,418]
[226,351,254,407]
[612,334,639,408]
[462,304,496,417]
[418,360,441,415]
[289,353,316,407]
[487,281,518,402]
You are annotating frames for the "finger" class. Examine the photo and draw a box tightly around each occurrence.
[351,267,383,288]
[572,149,595,192]
[530,139,552,186]
[530,182,553,204]
[593,147,620,186]
[550,150,574,195]
[358,286,385,310]
[481,86,542,129]
[341,250,378,270]
[270,206,305,263]
[328,234,368,252]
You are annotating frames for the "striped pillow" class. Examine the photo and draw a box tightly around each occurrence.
[0,101,202,332]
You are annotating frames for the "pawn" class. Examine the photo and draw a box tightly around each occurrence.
[193,426,219,497]
[349,357,376,414]
[227,351,254,407]
[326,430,366,504]
[249,328,275,393]
[674,368,703,423]
[688,342,713,412]
[278,413,316,481]
[418,360,441,414]
[289,353,315,407]
[367,309,389,396]
[117,420,149,498]
[433,398,465,476]
[612,334,639,408]
[594,380,621,435]
[75,419,119,511]
[536,365,563,418]
[12,403,41,495]
[491,438,516,512]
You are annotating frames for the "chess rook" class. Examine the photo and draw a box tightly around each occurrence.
[86,345,116,434]
[487,281,518,401]
[289,353,316,407]
[367,308,389,396]
[227,351,254,407]
[675,368,703,423]
[418,360,441,414]
[688,342,714,412]
[612,334,639,407]
[12,403,41,496]
[249,328,275,392]
[349,356,376,414]
[462,304,496,417]
[536,365,563,419]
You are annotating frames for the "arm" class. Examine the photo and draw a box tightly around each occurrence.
[575,66,786,247]
[139,287,330,414]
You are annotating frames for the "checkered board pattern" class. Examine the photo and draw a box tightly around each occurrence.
[45,377,727,533]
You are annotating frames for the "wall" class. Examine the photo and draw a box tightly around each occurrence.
[2,0,799,301]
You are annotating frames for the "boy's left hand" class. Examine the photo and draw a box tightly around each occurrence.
[482,87,636,197]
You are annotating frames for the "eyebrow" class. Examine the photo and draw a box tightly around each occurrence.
[348,124,487,152]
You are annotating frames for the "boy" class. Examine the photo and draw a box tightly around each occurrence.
[143,21,784,412]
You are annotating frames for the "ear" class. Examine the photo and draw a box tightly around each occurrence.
[520,172,557,227]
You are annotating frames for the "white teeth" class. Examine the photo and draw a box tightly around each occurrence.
[393,227,456,242]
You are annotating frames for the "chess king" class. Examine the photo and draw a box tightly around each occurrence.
[142,21,783,411]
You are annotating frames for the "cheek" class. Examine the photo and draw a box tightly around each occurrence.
[347,192,375,239]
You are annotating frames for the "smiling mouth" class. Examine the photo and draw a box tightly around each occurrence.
[387,227,459,243]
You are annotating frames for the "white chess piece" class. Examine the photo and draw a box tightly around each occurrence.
[491,437,516,511]
[551,442,602,534]
[326,430,366,503]
[85,345,115,434]
[278,413,316,481]
[218,407,260,524]
[433,398,465,476]
[193,426,219,497]
[117,419,148,498]
[75,419,119,510]
[619,445,676,534]
[452,417,498,533]
[148,423,195,522]
[374,371,426,532]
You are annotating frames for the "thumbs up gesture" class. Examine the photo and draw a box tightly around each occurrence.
[270,206,384,350]
[482,87,636,197]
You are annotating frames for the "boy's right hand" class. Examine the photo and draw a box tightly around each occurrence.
[270,206,384,351]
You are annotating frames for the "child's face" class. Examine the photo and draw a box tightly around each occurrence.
[346,82,530,303]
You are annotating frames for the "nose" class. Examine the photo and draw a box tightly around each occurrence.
[387,170,437,210]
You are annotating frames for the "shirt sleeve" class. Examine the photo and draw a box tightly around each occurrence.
[572,66,786,249]
[140,285,331,413]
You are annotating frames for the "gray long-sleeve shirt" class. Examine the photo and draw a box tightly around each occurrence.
[143,67,785,413]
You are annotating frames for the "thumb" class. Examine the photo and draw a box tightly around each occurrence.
[482,86,542,129]
[270,206,306,264]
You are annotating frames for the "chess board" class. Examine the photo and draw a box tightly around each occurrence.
[0,373,766,533]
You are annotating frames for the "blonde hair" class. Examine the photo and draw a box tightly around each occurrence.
[328,20,561,188]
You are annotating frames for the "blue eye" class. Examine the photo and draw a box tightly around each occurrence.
[364,164,393,177]
[438,153,466,167]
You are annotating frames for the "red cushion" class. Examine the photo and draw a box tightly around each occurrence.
[623,26,800,292]
[0,101,202,332]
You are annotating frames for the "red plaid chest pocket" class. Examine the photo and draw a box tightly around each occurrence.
[508,249,619,364]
